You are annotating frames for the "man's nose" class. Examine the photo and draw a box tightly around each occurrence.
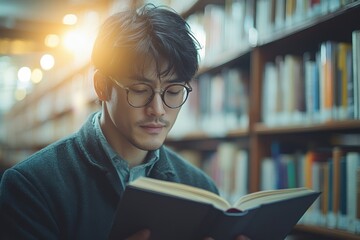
[146,92,166,116]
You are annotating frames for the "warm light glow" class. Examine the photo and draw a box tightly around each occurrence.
[45,34,60,48]
[15,88,27,101]
[31,68,43,83]
[63,14,78,25]
[63,30,86,52]
[60,11,99,63]
[18,67,31,83]
[40,54,55,70]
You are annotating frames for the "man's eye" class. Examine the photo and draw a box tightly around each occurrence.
[132,89,148,94]
[167,89,181,95]
[130,85,151,94]
[166,86,184,95]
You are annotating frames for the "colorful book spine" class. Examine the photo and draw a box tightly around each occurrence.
[346,152,360,233]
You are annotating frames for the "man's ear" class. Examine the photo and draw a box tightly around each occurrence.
[94,70,110,101]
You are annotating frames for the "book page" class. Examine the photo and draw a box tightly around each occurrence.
[233,187,315,211]
[129,177,232,211]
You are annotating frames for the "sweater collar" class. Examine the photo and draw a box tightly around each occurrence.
[76,112,177,195]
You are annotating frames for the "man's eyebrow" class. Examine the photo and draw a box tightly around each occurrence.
[131,76,186,84]
[166,78,186,83]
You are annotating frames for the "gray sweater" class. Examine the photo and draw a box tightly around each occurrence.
[0,112,218,240]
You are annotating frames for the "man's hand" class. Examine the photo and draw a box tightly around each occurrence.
[126,230,250,240]
[125,229,151,240]
[204,235,250,240]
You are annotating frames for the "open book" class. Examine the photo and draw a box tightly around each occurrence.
[108,177,320,240]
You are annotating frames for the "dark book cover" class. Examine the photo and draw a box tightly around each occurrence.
[108,185,320,240]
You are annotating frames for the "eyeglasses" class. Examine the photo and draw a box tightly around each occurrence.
[108,76,192,108]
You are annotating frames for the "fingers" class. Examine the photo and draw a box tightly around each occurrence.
[204,235,249,240]
[126,229,151,240]
[235,235,250,240]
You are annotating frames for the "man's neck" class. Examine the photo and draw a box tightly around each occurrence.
[99,112,148,167]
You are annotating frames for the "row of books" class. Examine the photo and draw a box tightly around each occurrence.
[169,67,249,138]
[144,0,196,14]
[187,0,255,65]
[4,102,99,148]
[256,0,357,39]
[187,0,357,66]
[0,38,38,55]
[262,31,360,126]
[260,143,360,233]
[3,66,97,147]
[178,142,249,204]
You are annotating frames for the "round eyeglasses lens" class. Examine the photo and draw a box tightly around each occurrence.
[127,84,153,107]
[163,84,188,108]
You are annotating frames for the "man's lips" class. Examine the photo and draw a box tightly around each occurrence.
[140,123,166,134]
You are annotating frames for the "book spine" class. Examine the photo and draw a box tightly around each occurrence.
[346,43,355,119]
[356,168,360,234]
[338,157,348,230]
[332,147,342,227]
[352,30,360,119]
[346,152,360,233]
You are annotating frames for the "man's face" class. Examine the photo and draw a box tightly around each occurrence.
[104,60,183,151]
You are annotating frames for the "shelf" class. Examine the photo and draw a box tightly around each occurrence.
[294,224,360,240]
[258,1,360,47]
[167,128,249,142]
[254,120,360,135]
[166,128,249,150]
[198,48,251,75]
[181,0,223,19]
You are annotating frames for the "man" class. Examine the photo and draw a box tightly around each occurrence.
[0,4,249,240]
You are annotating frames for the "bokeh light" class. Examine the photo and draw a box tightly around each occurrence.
[63,14,78,25]
[31,68,43,83]
[45,34,60,48]
[14,88,27,101]
[18,66,31,83]
[40,54,55,70]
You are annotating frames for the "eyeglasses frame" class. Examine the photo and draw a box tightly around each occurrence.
[108,76,192,109]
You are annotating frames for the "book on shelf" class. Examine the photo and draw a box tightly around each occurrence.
[261,144,360,233]
[255,0,348,38]
[261,38,356,127]
[108,177,320,240]
[353,30,360,119]
[214,143,249,201]
[346,152,360,233]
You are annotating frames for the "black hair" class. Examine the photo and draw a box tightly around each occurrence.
[91,4,200,82]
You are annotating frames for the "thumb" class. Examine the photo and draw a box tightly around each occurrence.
[126,229,151,240]
[236,235,250,240]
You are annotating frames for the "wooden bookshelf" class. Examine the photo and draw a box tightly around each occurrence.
[294,225,360,240]
[254,120,360,135]
[168,0,360,239]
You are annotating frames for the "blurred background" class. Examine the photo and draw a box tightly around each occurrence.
[0,0,199,171]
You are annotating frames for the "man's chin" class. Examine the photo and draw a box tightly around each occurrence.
[135,139,164,151]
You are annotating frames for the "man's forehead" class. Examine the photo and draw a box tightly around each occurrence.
[130,57,179,82]
[129,73,181,84]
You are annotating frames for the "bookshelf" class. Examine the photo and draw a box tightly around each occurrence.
[168,0,360,239]
[293,224,360,240]
[2,0,360,239]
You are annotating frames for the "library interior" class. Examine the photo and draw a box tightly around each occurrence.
[0,0,360,239]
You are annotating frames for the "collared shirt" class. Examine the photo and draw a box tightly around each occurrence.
[92,112,159,191]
